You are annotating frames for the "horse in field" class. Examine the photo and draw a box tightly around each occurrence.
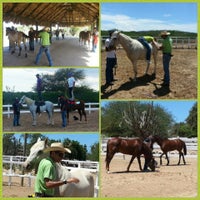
[6,27,28,57]
[147,135,187,165]
[23,138,95,197]
[79,31,91,47]
[109,31,158,81]
[19,95,54,126]
[58,96,87,123]
[105,137,156,173]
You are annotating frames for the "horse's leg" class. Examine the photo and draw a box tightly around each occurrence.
[136,156,143,171]
[106,152,115,173]
[18,44,22,56]
[177,152,181,165]
[182,152,186,165]
[82,109,87,121]
[165,153,170,165]
[32,112,36,126]
[78,109,82,121]
[127,155,136,172]
[132,60,137,81]
[160,153,165,165]
[24,42,28,57]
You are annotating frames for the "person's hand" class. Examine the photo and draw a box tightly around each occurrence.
[67,177,80,184]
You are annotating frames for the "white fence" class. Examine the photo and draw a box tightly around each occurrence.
[101,137,198,158]
[3,155,99,197]
[3,102,99,118]
[101,36,197,49]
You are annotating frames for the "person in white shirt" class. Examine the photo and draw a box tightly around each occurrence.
[67,73,75,100]
[105,30,117,86]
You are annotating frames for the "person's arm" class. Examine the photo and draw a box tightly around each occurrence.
[45,177,79,188]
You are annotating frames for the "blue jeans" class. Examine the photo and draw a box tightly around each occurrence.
[61,111,67,127]
[138,37,151,61]
[106,57,117,84]
[13,114,20,126]
[163,53,172,84]
[35,46,53,66]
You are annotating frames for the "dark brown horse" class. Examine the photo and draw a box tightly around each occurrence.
[148,135,187,165]
[79,31,91,46]
[58,96,87,123]
[105,137,156,173]
[6,27,28,57]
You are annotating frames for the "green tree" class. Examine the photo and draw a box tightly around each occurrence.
[87,142,99,161]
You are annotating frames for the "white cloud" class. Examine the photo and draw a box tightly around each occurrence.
[101,14,197,32]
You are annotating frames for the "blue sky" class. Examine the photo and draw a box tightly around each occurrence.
[15,133,99,153]
[101,3,197,33]
[3,68,99,92]
[101,100,196,123]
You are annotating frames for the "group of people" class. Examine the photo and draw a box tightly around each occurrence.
[28,26,99,66]
[105,30,173,87]
[13,73,76,127]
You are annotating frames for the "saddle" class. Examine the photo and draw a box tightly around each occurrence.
[35,101,45,114]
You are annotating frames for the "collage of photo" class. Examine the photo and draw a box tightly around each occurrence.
[2,1,198,199]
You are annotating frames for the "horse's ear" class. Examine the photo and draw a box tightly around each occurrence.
[44,138,48,147]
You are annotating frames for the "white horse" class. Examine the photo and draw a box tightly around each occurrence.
[19,95,54,126]
[110,31,158,81]
[23,138,95,197]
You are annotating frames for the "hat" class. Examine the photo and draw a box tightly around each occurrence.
[160,31,171,36]
[36,74,40,77]
[44,27,50,31]
[44,142,71,153]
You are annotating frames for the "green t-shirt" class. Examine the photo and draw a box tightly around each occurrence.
[39,31,50,46]
[143,36,154,43]
[162,36,173,54]
[35,157,56,196]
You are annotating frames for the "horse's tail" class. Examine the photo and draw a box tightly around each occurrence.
[183,141,187,155]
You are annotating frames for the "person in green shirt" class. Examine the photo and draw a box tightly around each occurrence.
[138,36,156,63]
[35,142,79,197]
[160,31,173,87]
[35,27,53,66]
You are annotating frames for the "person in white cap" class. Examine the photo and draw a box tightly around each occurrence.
[35,142,79,197]
[160,31,173,87]
[35,27,53,66]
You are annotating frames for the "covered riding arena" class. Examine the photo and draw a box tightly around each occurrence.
[101,48,197,99]
[3,3,99,67]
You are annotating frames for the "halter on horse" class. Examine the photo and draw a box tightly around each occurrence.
[147,135,187,165]
[109,31,158,81]
[105,137,156,173]
[6,27,28,57]
[23,138,95,197]
[58,96,87,123]
[19,95,54,126]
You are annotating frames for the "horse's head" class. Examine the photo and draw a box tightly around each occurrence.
[19,95,26,104]
[109,31,120,48]
[23,138,48,172]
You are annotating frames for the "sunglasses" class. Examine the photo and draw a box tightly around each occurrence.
[54,151,64,158]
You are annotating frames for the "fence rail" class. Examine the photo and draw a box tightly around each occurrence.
[3,102,99,118]
[3,155,99,197]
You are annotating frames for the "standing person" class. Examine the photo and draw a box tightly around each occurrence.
[67,73,75,101]
[36,74,43,101]
[59,96,67,128]
[12,97,21,126]
[35,27,53,66]
[92,27,99,52]
[35,142,79,197]
[160,31,173,87]
[28,27,35,51]
[138,36,157,63]
[105,30,117,86]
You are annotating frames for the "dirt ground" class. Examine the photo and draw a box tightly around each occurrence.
[100,155,197,198]
[101,48,197,99]
[3,111,99,132]
[3,36,99,67]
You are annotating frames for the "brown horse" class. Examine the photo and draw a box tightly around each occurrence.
[79,31,91,46]
[58,96,87,123]
[6,27,28,57]
[105,137,156,173]
[148,135,187,165]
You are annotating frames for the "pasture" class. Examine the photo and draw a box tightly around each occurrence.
[101,48,197,99]
[3,111,99,132]
[3,36,99,67]
[100,155,197,197]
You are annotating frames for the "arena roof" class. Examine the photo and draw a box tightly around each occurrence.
[3,3,99,27]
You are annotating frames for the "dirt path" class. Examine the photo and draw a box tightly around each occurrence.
[100,155,197,198]
[3,36,99,67]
